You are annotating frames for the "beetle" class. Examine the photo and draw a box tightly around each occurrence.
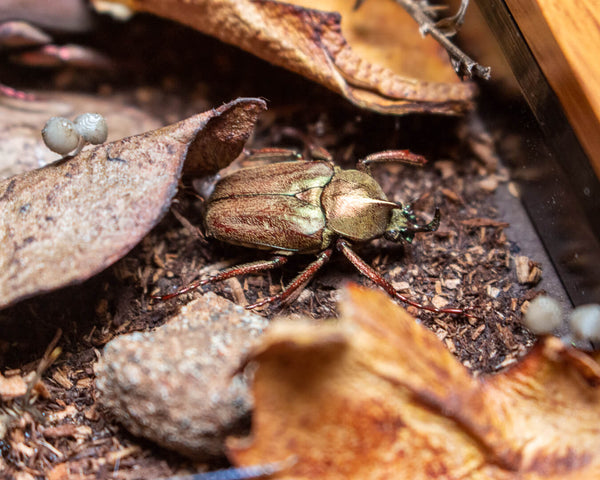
[154,149,471,316]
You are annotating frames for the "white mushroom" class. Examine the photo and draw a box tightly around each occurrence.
[570,304,600,342]
[41,117,81,155]
[74,113,108,145]
[522,295,563,335]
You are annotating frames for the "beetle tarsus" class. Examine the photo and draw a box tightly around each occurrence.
[151,278,206,301]
[245,296,275,310]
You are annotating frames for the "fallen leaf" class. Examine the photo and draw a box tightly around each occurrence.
[93,0,475,115]
[0,92,162,181]
[0,97,266,310]
[0,0,93,34]
[228,284,600,479]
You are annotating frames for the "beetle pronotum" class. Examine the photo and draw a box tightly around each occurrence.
[155,149,472,317]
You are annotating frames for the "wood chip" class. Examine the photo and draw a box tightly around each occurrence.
[0,372,28,400]
[52,368,73,389]
[43,424,78,439]
[515,255,543,285]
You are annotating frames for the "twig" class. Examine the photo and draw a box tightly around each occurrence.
[355,0,491,80]
[24,329,62,404]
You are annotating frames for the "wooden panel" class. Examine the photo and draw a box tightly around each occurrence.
[504,0,600,178]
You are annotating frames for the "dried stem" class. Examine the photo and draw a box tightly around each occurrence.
[355,0,491,80]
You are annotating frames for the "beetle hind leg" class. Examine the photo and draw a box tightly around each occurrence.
[357,150,427,173]
[152,256,289,301]
[246,248,334,310]
[336,239,473,317]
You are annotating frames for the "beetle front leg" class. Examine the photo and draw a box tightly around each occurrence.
[246,248,334,310]
[153,256,289,301]
[336,239,474,317]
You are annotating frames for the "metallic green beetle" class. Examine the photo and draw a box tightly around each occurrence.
[156,149,469,316]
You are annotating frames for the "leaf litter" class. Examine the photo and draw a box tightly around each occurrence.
[0,6,589,480]
[229,285,600,480]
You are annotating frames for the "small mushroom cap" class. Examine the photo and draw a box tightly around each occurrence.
[41,117,80,155]
[523,295,563,335]
[74,113,108,144]
[570,304,600,341]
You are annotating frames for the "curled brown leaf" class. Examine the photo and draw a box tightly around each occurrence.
[94,0,475,115]
[228,284,600,479]
[0,97,266,310]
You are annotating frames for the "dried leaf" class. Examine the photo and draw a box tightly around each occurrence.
[95,0,475,115]
[228,284,600,479]
[0,92,162,181]
[183,97,267,177]
[0,0,93,33]
[0,97,266,310]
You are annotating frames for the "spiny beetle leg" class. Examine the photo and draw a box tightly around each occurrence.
[246,248,334,310]
[357,150,427,173]
[153,256,289,301]
[336,239,475,318]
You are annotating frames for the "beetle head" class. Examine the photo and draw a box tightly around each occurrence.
[384,204,440,243]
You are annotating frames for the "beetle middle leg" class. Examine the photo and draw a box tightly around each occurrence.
[336,239,474,317]
[246,248,334,310]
